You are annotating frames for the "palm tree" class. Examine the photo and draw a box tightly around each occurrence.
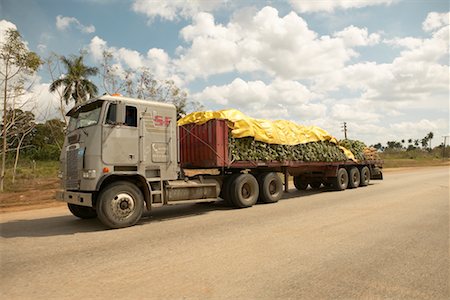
[49,55,98,105]
[427,132,434,149]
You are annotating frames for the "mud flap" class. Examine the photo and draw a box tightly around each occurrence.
[370,167,383,180]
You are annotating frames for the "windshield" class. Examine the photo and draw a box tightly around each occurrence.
[67,100,103,132]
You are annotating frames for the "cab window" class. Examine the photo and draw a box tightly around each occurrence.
[125,106,137,127]
[105,103,116,124]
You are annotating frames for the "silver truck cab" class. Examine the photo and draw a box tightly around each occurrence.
[57,95,179,223]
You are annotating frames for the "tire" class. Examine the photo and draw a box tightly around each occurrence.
[221,174,240,206]
[258,172,283,204]
[293,176,308,190]
[96,181,144,229]
[332,168,349,191]
[348,167,360,189]
[310,182,322,189]
[67,203,97,219]
[230,174,259,208]
[360,166,370,187]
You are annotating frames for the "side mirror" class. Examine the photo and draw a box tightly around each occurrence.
[116,102,125,125]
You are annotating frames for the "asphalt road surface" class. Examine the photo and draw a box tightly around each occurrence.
[1,166,448,299]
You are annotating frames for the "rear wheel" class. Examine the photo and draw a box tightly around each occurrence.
[67,203,97,219]
[96,181,144,229]
[230,174,259,208]
[258,172,283,203]
[348,167,360,189]
[332,168,348,191]
[293,176,308,190]
[360,166,370,187]
[221,174,240,205]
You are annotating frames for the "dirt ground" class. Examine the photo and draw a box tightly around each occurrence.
[0,178,64,213]
[0,165,447,213]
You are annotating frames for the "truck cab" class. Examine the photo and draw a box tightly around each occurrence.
[57,95,182,227]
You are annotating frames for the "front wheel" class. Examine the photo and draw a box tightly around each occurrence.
[68,203,97,219]
[96,181,144,229]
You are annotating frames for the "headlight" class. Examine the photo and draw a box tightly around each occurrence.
[82,169,97,179]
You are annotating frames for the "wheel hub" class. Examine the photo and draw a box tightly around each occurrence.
[242,183,251,199]
[111,193,135,220]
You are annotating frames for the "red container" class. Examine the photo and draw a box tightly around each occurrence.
[179,119,229,168]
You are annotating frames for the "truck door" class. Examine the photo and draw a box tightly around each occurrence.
[102,103,139,165]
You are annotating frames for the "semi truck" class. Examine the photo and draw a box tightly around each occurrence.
[56,94,383,228]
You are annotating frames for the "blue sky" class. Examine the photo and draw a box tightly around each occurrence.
[1,0,449,145]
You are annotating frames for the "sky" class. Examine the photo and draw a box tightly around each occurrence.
[0,0,449,146]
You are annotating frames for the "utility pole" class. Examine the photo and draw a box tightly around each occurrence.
[342,122,348,139]
[442,135,449,159]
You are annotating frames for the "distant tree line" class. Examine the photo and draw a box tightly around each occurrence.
[371,132,449,154]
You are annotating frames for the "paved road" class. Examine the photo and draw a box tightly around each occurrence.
[1,166,448,299]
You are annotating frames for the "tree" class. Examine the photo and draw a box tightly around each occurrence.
[4,109,36,183]
[372,143,384,151]
[29,119,65,160]
[421,137,429,148]
[100,50,202,119]
[0,28,41,191]
[386,141,402,150]
[427,132,434,150]
[49,54,98,105]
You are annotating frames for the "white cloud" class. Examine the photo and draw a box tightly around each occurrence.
[87,36,182,86]
[56,15,95,33]
[176,7,380,81]
[334,25,380,47]
[313,18,449,104]
[131,0,226,21]
[192,78,324,120]
[422,12,450,32]
[88,35,107,61]
[0,20,17,45]
[288,0,394,13]
[389,119,448,142]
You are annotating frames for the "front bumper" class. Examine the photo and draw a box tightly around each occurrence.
[56,190,93,207]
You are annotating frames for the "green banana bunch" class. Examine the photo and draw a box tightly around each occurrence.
[229,136,348,162]
[338,139,367,161]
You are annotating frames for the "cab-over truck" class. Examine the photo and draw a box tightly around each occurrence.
[57,95,383,228]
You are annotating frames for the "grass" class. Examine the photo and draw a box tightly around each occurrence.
[2,160,59,193]
[380,149,449,168]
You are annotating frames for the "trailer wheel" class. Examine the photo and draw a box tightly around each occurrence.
[293,176,308,190]
[258,172,283,203]
[67,203,97,219]
[348,167,361,188]
[360,166,370,187]
[96,181,144,229]
[332,168,348,191]
[230,174,259,208]
[310,182,322,189]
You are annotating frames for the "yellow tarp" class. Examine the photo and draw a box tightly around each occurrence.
[178,109,355,160]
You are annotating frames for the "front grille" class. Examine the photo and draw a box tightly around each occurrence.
[66,148,80,189]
